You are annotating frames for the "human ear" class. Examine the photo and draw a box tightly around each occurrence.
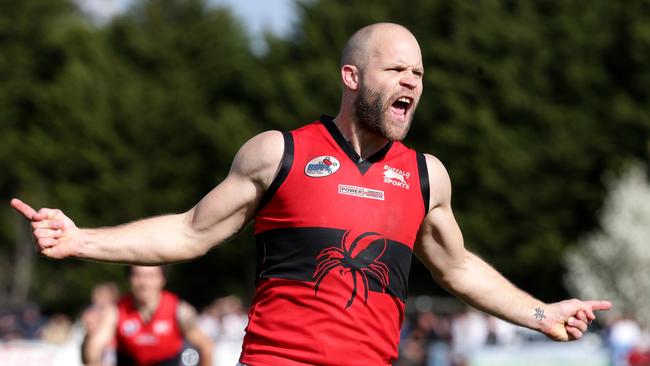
[341,64,359,91]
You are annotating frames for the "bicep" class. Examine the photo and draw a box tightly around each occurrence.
[184,131,284,248]
[187,172,261,245]
[414,205,466,280]
[414,154,467,283]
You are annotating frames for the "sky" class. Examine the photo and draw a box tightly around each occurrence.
[74,0,298,39]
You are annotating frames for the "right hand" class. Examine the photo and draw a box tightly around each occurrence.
[10,198,80,259]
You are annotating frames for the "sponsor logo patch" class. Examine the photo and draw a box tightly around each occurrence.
[305,156,340,177]
[382,165,411,190]
[121,319,140,336]
[134,333,157,345]
[152,320,171,335]
[338,185,385,200]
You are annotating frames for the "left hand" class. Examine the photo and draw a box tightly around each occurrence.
[541,299,612,341]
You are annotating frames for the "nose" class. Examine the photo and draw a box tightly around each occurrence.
[399,73,419,89]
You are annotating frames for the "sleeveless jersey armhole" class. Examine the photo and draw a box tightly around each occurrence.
[257,131,294,211]
[416,153,430,216]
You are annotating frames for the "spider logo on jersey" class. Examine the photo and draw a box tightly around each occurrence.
[313,231,390,308]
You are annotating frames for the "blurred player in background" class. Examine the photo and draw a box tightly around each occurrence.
[82,266,213,366]
[81,281,119,365]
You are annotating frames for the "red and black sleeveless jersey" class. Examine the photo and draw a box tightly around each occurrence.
[115,290,184,366]
[240,115,430,366]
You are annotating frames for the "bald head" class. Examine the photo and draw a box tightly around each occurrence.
[341,23,419,70]
[337,23,424,142]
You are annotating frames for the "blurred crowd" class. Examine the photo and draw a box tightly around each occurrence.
[0,303,73,344]
[3,290,650,366]
[395,300,650,366]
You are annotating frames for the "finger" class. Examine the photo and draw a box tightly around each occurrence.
[585,300,613,312]
[36,208,61,221]
[567,317,588,332]
[37,237,58,249]
[10,198,38,220]
[34,228,64,239]
[565,325,583,340]
[32,220,63,230]
[576,310,589,323]
[580,307,596,322]
[41,247,56,258]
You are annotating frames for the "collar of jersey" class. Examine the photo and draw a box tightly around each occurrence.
[319,114,393,175]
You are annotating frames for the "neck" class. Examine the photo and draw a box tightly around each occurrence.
[333,108,389,160]
[134,292,161,322]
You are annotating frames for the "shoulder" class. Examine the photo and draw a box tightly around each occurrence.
[231,130,286,188]
[234,130,285,167]
[175,300,199,332]
[421,153,453,210]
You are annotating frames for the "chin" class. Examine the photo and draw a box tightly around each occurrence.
[382,120,411,141]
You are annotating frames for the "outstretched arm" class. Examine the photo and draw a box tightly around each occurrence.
[11,131,285,264]
[414,154,611,341]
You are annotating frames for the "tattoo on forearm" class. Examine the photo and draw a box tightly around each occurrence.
[534,307,546,321]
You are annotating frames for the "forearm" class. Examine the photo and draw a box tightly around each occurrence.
[81,336,102,365]
[82,308,117,365]
[440,251,549,332]
[197,343,214,366]
[75,213,209,264]
[183,327,214,366]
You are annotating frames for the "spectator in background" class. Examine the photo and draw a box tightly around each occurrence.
[419,311,453,366]
[40,313,73,344]
[451,309,488,366]
[197,301,220,343]
[0,309,22,341]
[198,295,248,366]
[628,329,650,366]
[18,303,46,340]
[82,266,213,366]
[485,315,518,346]
[608,314,644,366]
[81,281,119,366]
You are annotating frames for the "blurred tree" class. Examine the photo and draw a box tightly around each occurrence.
[564,162,650,326]
[0,0,91,309]
[101,0,264,308]
[0,0,261,313]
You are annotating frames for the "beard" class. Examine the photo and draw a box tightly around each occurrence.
[353,84,412,142]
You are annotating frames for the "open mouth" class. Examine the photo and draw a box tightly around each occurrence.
[390,97,412,120]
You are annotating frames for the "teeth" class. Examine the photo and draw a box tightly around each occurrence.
[398,97,411,104]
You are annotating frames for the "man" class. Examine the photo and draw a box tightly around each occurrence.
[82,266,213,366]
[12,23,610,365]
